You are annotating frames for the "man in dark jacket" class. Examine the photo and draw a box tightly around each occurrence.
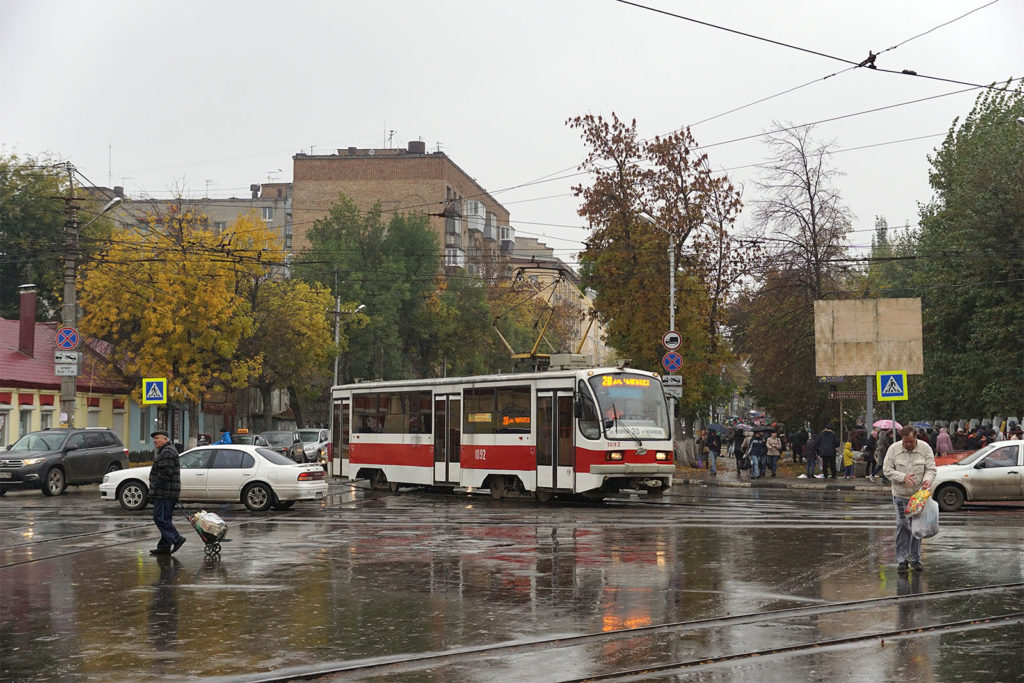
[149,430,185,555]
[815,424,841,478]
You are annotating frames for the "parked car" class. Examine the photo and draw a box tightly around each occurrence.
[99,444,328,512]
[931,440,1023,512]
[296,428,330,464]
[1,428,129,496]
[259,430,304,462]
[225,432,270,447]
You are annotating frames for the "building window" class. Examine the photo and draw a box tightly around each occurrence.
[139,406,150,444]
[87,408,100,428]
[113,412,125,442]
[40,410,53,430]
[261,207,274,221]
[214,221,227,233]
[0,412,8,445]
[19,409,32,438]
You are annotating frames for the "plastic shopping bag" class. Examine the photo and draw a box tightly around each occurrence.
[194,510,228,540]
[911,498,939,539]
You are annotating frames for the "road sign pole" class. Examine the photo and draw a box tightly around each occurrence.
[61,164,78,427]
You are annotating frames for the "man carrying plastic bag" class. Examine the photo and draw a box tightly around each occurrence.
[883,425,937,573]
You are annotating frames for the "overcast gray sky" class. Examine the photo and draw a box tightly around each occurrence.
[2,0,1020,265]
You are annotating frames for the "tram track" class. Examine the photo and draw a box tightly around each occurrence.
[251,582,1024,681]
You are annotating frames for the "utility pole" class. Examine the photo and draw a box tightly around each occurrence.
[60,162,79,427]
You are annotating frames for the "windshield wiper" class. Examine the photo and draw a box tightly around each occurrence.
[604,402,647,455]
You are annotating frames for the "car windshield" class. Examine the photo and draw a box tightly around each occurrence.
[587,372,670,440]
[261,432,294,446]
[10,432,66,451]
[256,447,298,466]
[954,443,998,466]
[297,430,321,442]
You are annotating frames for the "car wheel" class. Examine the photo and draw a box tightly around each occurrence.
[272,500,296,511]
[118,481,149,511]
[935,484,964,512]
[41,468,66,496]
[243,483,273,512]
[106,463,122,474]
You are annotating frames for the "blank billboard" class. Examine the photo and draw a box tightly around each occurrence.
[814,298,923,376]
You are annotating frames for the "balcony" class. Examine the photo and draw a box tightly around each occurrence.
[444,247,466,268]
[484,212,498,242]
[445,232,463,249]
[445,215,461,235]
[464,200,485,234]
[500,225,516,250]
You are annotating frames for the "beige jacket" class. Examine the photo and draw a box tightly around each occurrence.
[882,439,937,499]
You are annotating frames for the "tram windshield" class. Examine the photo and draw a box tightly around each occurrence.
[588,373,670,440]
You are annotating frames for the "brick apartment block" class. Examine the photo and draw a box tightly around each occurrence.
[292,141,514,266]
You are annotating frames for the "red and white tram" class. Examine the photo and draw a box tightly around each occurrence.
[327,366,674,500]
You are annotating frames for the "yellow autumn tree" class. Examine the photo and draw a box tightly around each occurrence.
[79,208,280,440]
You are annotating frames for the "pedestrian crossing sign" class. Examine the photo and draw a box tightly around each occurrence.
[142,378,167,405]
[875,371,908,402]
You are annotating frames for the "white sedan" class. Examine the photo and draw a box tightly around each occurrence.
[932,440,1023,512]
[100,444,328,512]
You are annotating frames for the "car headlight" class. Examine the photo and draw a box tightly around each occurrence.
[21,457,47,466]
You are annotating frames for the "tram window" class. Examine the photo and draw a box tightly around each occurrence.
[353,391,432,434]
[464,386,531,434]
[577,381,601,439]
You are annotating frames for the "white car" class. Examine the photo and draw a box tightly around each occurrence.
[932,440,1023,512]
[99,444,328,512]
[297,428,330,464]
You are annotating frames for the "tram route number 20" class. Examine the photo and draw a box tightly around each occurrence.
[475,448,487,461]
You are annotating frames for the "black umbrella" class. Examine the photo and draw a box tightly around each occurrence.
[707,423,729,433]
[752,425,776,432]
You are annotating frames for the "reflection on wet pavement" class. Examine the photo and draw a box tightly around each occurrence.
[1,485,1021,680]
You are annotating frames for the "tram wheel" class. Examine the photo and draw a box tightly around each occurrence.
[489,476,506,500]
[388,481,400,493]
[535,489,553,503]
[370,470,389,491]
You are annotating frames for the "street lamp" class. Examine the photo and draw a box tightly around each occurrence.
[638,212,676,434]
[61,195,123,426]
[332,302,365,386]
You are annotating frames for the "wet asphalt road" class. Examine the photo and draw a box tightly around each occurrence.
[1,481,1022,681]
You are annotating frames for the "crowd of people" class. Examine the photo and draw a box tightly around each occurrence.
[695,418,1020,481]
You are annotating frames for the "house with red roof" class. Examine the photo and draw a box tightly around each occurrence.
[1,285,131,447]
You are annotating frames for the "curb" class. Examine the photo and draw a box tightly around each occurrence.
[672,474,892,493]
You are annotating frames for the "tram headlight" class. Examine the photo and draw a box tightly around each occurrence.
[606,452,623,461]
[654,451,670,461]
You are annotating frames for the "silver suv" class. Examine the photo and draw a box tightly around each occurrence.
[1,428,130,496]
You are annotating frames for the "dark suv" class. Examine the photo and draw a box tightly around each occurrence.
[0,428,129,496]
[259,430,304,462]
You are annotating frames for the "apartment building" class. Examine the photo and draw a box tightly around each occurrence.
[292,141,514,268]
[102,182,295,252]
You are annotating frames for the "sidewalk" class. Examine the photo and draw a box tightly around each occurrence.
[674,457,892,494]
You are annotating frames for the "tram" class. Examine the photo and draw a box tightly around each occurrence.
[327,366,674,500]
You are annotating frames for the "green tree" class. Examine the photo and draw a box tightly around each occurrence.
[296,196,446,381]
[242,275,333,429]
[909,85,1024,415]
[0,156,115,319]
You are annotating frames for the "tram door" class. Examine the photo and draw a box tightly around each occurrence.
[536,390,574,491]
[332,398,350,478]
[433,395,461,484]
